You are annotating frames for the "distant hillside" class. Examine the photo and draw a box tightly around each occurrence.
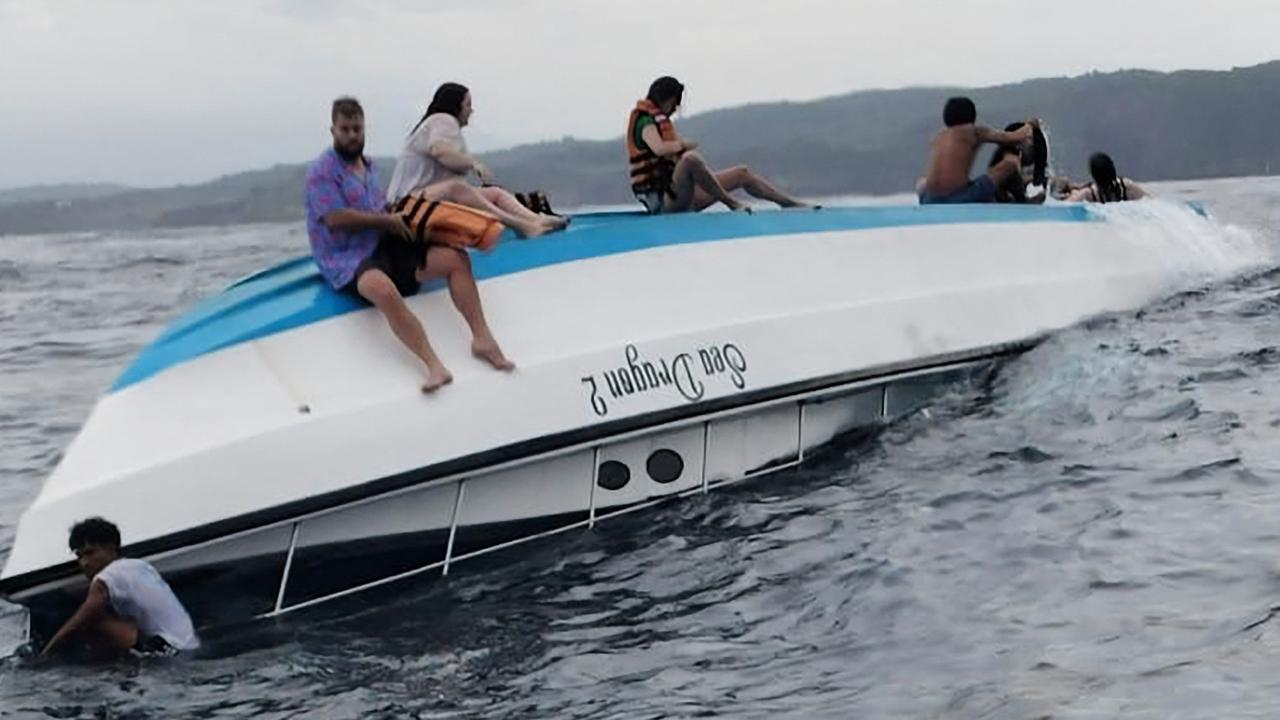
[3,61,1279,235]
[0,165,309,235]
[0,183,132,207]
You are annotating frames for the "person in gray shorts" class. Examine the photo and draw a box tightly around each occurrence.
[918,97,1038,205]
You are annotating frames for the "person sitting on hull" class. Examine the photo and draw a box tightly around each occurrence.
[987,121,1049,204]
[918,96,1037,204]
[387,82,567,237]
[38,517,199,661]
[305,97,514,393]
[1068,152,1148,203]
[626,75,811,214]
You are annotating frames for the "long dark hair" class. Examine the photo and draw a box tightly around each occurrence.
[1089,152,1126,203]
[988,121,1049,202]
[410,82,469,135]
[988,122,1048,183]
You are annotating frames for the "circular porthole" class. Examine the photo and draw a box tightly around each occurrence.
[646,449,684,484]
[597,460,631,491]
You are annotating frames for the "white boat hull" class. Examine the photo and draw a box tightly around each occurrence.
[1,203,1260,637]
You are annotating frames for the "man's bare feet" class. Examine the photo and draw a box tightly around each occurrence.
[422,365,454,393]
[472,338,516,371]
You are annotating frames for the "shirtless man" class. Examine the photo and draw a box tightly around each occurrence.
[919,97,1037,205]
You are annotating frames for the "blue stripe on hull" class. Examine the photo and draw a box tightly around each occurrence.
[112,204,1092,391]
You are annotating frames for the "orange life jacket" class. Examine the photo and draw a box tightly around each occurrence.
[392,193,504,252]
[626,99,678,196]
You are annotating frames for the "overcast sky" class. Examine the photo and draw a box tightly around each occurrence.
[3,0,1278,189]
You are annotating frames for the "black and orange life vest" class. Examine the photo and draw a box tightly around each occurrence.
[625,99,678,196]
[392,192,504,251]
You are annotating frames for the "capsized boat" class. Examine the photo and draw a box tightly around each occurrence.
[0,202,1257,641]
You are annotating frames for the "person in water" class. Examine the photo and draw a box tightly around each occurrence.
[305,97,514,393]
[386,83,566,237]
[626,76,811,214]
[38,517,199,660]
[1067,152,1148,202]
[919,97,1037,204]
[1049,176,1086,200]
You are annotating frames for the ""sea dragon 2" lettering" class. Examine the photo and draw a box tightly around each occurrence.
[580,342,748,417]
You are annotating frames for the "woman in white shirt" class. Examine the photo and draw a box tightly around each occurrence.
[388,83,567,238]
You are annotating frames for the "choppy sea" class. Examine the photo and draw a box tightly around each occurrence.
[2,179,1280,718]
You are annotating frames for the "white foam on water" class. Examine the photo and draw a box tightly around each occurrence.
[1088,198,1273,287]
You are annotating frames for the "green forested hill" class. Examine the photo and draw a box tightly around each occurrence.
[4,61,1278,235]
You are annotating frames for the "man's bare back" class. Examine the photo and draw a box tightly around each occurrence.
[923,124,984,198]
[918,97,1037,205]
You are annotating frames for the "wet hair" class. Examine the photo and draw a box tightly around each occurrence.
[68,517,121,552]
[943,97,977,127]
[647,76,685,107]
[988,121,1049,194]
[331,96,364,123]
[411,82,469,134]
[1089,152,1127,203]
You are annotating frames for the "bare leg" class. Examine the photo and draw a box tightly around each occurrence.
[693,165,810,210]
[82,615,138,660]
[424,179,551,238]
[476,186,567,230]
[987,155,1023,191]
[667,151,747,213]
[357,269,453,392]
[418,246,515,372]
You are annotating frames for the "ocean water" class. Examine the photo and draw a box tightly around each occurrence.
[2,179,1280,718]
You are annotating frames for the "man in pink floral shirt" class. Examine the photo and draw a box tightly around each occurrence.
[305,97,514,392]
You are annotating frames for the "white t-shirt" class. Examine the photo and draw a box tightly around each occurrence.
[386,113,467,202]
[96,558,200,651]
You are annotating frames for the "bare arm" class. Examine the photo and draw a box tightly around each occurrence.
[1124,179,1148,199]
[39,580,110,658]
[975,123,1034,146]
[640,125,690,158]
[427,141,498,185]
[407,115,495,183]
[427,140,478,174]
[1067,186,1097,202]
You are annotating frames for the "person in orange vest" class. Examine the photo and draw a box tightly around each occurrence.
[626,76,811,214]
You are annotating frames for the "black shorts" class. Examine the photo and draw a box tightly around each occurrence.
[343,234,428,299]
[131,634,178,658]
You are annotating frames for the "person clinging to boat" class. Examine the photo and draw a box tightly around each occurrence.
[1067,152,1148,202]
[386,82,568,238]
[305,97,515,393]
[37,518,199,661]
[626,75,813,214]
[918,96,1038,204]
